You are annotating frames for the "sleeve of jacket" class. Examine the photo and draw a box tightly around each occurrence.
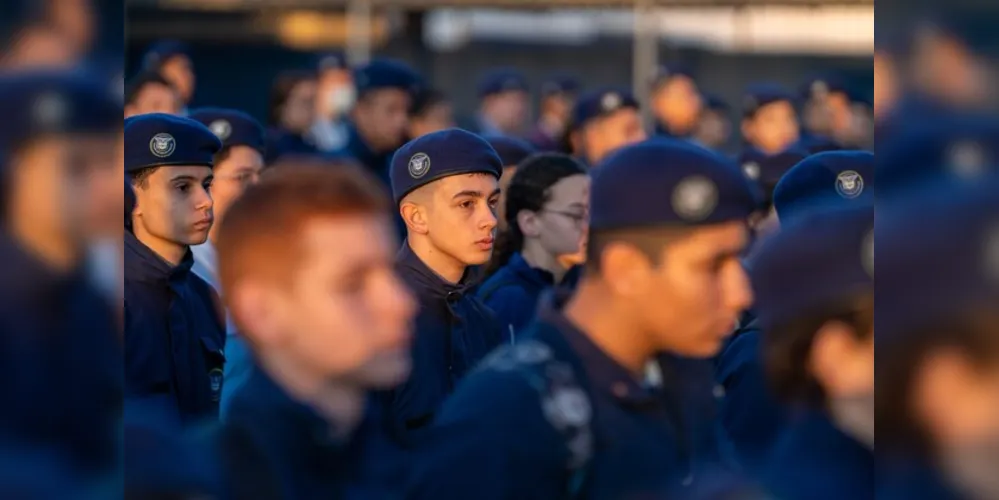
[407,368,569,500]
[482,286,534,338]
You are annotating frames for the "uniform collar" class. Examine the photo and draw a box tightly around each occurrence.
[508,252,556,287]
[395,241,472,302]
[124,231,194,285]
[535,289,659,405]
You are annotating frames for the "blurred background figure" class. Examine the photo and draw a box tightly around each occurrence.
[265,70,320,163]
[124,71,182,118]
[466,68,530,136]
[567,87,646,166]
[483,134,538,228]
[408,88,454,140]
[528,75,579,152]
[694,93,733,152]
[310,52,353,152]
[740,83,801,158]
[141,40,196,111]
[650,63,703,140]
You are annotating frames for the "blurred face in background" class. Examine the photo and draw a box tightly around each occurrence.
[159,55,196,104]
[482,90,529,135]
[352,88,411,153]
[873,52,897,119]
[541,93,575,132]
[125,81,181,118]
[46,0,95,53]
[208,146,265,243]
[280,79,318,135]
[742,101,800,155]
[652,76,703,135]
[579,108,647,165]
[911,31,993,107]
[408,101,454,140]
[694,109,732,150]
[317,68,354,121]
[1,25,77,69]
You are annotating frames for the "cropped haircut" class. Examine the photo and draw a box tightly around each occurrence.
[878,308,999,456]
[486,153,587,277]
[584,225,693,274]
[125,71,174,106]
[267,70,316,127]
[763,293,873,408]
[216,159,391,318]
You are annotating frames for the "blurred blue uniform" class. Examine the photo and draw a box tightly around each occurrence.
[409,291,701,499]
[527,76,580,152]
[478,252,563,336]
[221,367,405,499]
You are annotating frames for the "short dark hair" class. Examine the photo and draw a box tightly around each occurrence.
[125,71,174,106]
[763,294,873,408]
[585,226,692,273]
[129,166,161,189]
[268,70,316,126]
[409,88,447,118]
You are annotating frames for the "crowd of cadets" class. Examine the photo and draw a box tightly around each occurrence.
[3,12,999,500]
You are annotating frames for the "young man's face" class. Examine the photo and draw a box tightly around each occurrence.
[272,215,416,387]
[159,55,195,103]
[424,174,501,266]
[125,82,181,118]
[582,108,647,166]
[354,88,411,152]
[209,146,264,240]
[133,165,214,248]
[653,76,703,133]
[625,221,752,358]
[743,101,800,155]
[10,133,121,248]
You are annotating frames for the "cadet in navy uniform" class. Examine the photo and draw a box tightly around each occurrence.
[340,59,423,188]
[188,107,266,417]
[481,153,589,335]
[797,76,849,154]
[409,139,757,499]
[463,68,530,136]
[738,147,808,247]
[693,93,732,152]
[0,70,122,480]
[750,206,874,500]
[124,113,227,424]
[738,84,800,164]
[717,150,873,471]
[142,40,196,111]
[482,134,538,229]
[217,164,417,499]
[649,63,703,140]
[265,70,323,164]
[385,129,506,445]
[565,87,647,167]
[528,75,580,152]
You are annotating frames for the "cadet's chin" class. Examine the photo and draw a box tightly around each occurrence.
[186,227,211,246]
[463,248,493,266]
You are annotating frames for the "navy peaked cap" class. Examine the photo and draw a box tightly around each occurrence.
[477,68,529,98]
[124,113,222,173]
[878,175,999,342]
[590,139,759,230]
[189,107,266,153]
[483,134,537,167]
[571,87,639,128]
[390,128,502,205]
[540,75,581,97]
[738,147,809,189]
[743,83,796,118]
[877,113,999,198]
[703,93,730,112]
[774,150,874,224]
[750,204,873,330]
[353,58,423,96]
[142,39,190,69]
[0,69,122,158]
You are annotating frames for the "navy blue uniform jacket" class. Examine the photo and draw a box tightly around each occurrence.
[763,411,874,500]
[221,367,406,500]
[124,232,226,424]
[877,457,966,500]
[477,252,581,337]
[408,291,711,499]
[0,234,121,476]
[338,125,394,189]
[714,318,787,472]
[383,244,504,446]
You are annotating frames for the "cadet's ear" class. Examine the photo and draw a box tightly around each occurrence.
[400,201,429,235]
[600,242,653,297]
[517,209,542,238]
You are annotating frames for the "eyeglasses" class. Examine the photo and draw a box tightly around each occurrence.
[216,171,261,188]
[543,209,589,225]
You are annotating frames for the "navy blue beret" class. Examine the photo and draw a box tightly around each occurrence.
[773,150,873,224]
[877,113,999,198]
[142,39,190,69]
[738,147,809,189]
[540,75,580,97]
[316,52,347,72]
[571,87,640,128]
[651,62,695,87]
[353,58,423,97]
[189,107,266,153]
[124,113,222,173]
[477,68,529,99]
[878,175,999,341]
[483,134,537,167]
[590,139,758,230]
[390,128,502,205]
[0,69,122,158]
[750,204,873,330]
[703,93,730,113]
[742,83,796,118]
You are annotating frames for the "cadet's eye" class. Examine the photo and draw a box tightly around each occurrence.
[176,183,190,193]
[488,198,500,209]
[202,179,213,190]
[459,200,474,210]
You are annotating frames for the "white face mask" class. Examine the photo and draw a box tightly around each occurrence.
[328,86,356,117]
[87,239,122,301]
[942,440,999,500]
[829,392,874,449]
